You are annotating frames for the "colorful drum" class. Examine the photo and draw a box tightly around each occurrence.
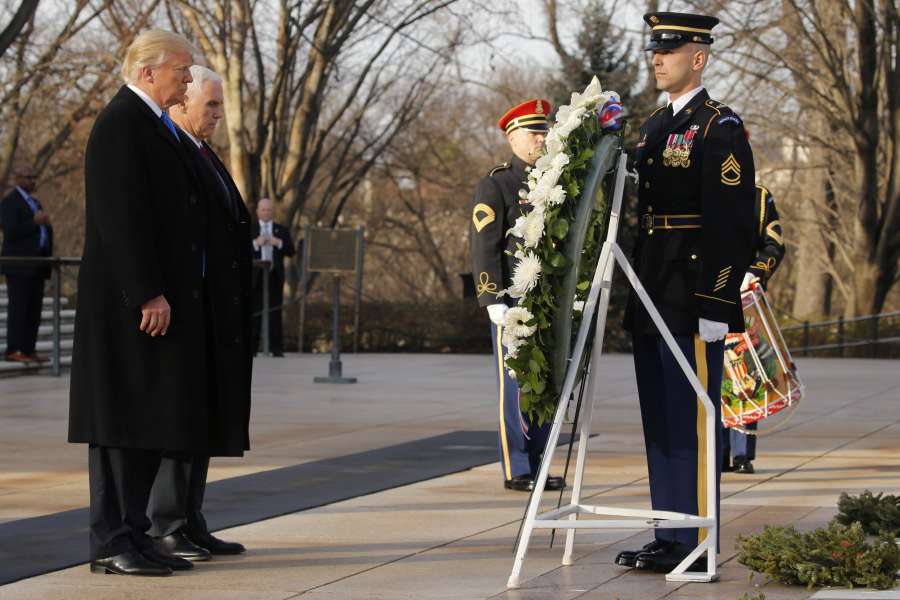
[721,282,804,429]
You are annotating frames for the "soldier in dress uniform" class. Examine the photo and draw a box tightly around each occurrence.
[469,99,565,492]
[722,184,786,474]
[616,12,757,573]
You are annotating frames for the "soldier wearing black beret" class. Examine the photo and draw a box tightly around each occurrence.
[469,99,565,493]
[617,12,757,574]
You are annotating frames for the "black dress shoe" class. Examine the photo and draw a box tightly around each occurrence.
[154,530,212,561]
[615,539,670,568]
[90,550,172,576]
[733,456,755,474]
[140,547,194,570]
[721,457,734,472]
[634,546,710,573]
[545,475,566,491]
[504,475,534,492]
[187,530,246,555]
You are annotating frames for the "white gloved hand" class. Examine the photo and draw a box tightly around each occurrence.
[698,318,729,342]
[486,303,508,325]
[741,271,759,292]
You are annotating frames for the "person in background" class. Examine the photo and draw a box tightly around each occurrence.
[1,164,54,363]
[469,98,566,493]
[722,184,786,475]
[251,198,294,356]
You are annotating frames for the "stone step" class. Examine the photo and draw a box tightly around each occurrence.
[0,323,75,338]
[0,354,71,375]
[1,339,74,353]
[0,309,76,322]
[0,296,69,308]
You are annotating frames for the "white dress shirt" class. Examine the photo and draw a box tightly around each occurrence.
[256,220,274,262]
[668,85,705,117]
[126,84,163,117]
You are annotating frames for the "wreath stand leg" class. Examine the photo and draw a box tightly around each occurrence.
[507,154,719,587]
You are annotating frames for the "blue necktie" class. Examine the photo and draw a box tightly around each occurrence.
[160,112,179,140]
[21,191,48,249]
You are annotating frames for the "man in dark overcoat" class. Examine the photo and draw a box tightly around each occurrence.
[68,30,248,577]
[1,164,53,362]
[147,64,252,559]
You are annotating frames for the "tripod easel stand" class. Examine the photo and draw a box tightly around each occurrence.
[507,152,719,587]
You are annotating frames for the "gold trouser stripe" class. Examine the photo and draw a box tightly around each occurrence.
[497,325,513,480]
[694,335,709,544]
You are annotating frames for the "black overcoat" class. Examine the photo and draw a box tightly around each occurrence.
[68,86,244,456]
[181,136,254,454]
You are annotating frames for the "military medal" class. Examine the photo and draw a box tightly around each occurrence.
[663,127,696,168]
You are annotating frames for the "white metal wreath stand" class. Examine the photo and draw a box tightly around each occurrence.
[507,153,720,587]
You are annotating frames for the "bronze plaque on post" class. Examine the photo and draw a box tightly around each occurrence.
[307,227,359,273]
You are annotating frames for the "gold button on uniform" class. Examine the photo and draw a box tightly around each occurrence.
[647,158,654,165]
[644,181,651,189]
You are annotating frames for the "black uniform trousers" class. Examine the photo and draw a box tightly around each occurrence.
[632,333,724,548]
[252,273,284,353]
[88,445,162,559]
[147,454,210,537]
[4,275,44,355]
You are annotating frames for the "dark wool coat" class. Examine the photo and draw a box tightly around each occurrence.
[68,86,247,456]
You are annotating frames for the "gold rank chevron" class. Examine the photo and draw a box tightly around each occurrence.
[472,203,496,232]
[721,154,741,186]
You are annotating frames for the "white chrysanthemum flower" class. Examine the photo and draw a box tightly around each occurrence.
[504,306,537,338]
[573,300,585,313]
[502,327,526,358]
[534,152,553,171]
[557,107,587,137]
[508,214,528,239]
[522,208,545,248]
[541,166,563,188]
[551,152,570,170]
[508,369,517,380]
[545,131,565,156]
[546,185,566,206]
[527,178,537,191]
[508,253,542,297]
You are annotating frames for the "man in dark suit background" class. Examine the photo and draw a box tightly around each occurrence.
[148,64,252,559]
[1,164,54,363]
[251,198,294,356]
[69,30,249,577]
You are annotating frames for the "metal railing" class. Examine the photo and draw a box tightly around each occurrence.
[0,256,81,376]
[782,311,900,357]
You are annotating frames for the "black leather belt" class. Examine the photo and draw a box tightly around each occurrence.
[641,213,702,232]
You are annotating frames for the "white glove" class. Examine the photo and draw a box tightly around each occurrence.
[698,318,729,342]
[741,271,759,292]
[487,303,508,325]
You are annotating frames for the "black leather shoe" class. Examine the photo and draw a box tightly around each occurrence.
[504,475,534,492]
[140,547,194,570]
[187,530,246,555]
[545,475,566,491]
[721,456,734,472]
[90,550,172,576]
[733,456,755,474]
[634,546,709,573]
[154,530,212,561]
[615,539,670,568]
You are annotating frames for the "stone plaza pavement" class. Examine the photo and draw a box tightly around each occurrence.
[0,353,898,599]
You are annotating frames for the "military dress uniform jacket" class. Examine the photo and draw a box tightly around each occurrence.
[625,89,756,335]
[747,185,785,288]
[469,155,529,307]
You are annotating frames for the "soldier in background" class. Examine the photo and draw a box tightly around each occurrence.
[618,12,757,574]
[469,99,565,493]
[722,184,786,474]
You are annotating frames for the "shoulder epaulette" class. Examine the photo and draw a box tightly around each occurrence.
[649,105,667,118]
[489,162,510,176]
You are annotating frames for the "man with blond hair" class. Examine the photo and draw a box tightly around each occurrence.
[148,64,252,559]
[69,30,248,577]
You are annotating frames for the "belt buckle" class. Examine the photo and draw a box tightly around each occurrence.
[641,213,655,231]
